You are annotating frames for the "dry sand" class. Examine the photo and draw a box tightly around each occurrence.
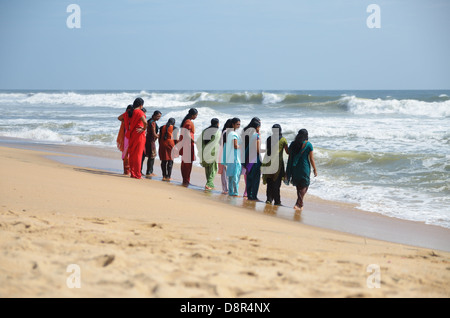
[0,145,449,298]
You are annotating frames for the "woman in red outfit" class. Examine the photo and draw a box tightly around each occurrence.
[126,98,147,179]
[178,108,198,186]
[158,117,176,181]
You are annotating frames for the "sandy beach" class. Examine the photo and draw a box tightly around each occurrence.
[1,142,449,298]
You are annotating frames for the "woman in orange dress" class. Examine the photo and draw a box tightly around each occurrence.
[126,98,147,179]
[158,118,176,181]
[178,108,198,186]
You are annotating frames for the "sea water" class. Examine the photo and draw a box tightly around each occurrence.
[1,89,449,228]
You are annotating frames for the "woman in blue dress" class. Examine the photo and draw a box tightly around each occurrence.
[285,129,318,211]
[243,117,262,201]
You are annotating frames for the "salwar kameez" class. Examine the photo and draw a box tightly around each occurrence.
[198,127,221,189]
[285,141,314,208]
[179,119,195,185]
[245,160,261,200]
[218,130,228,193]
[226,131,242,196]
[127,108,146,179]
[159,124,176,180]
[117,113,130,175]
[142,119,158,175]
[262,136,288,205]
[244,132,261,200]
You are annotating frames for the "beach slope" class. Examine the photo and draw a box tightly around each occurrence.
[0,146,449,297]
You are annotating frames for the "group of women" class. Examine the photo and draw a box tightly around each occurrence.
[117,98,317,211]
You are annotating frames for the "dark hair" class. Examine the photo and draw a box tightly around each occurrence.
[133,97,144,108]
[222,118,233,144]
[222,119,232,132]
[181,108,198,128]
[210,118,219,128]
[163,118,176,141]
[231,117,240,125]
[243,117,261,132]
[203,118,219,145]
[152,110,162,118]
[128,98,144,118]
[290,129,309,155]
[226,117,241,148]
[266,124,282,157]
[142,107,147,114]
[243,117,261,163]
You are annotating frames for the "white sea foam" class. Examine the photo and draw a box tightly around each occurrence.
[0,91,197,109]
[2,127,78,144]
[342,96,450,118]
[310,174,450,228]
[262,92,285,104]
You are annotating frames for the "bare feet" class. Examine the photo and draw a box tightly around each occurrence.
[294,205,303,213]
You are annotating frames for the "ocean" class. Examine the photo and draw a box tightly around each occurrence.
[1,89,449,228]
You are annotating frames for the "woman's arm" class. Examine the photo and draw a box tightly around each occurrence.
[309,151,317,177]
[151,121,159,139]
[137,116,147,133]
[118,113,124,121]
[234,138,239,149]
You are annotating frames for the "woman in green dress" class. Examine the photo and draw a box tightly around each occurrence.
[197,118,221,190]
[285,129,318,211]
[262,124,289,205]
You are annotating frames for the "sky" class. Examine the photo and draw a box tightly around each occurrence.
[0,0,449,90]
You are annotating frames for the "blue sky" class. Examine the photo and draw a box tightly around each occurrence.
[0,0,449,90]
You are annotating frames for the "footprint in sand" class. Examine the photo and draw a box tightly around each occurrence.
[142,223,163,229]
[83,217,109,225]
[95,254,115,267]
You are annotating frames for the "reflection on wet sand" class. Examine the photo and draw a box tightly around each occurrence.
[197,185,302,223]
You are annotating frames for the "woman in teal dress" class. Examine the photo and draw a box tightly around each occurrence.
[225,118,242,196]
[285,129,318,211]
